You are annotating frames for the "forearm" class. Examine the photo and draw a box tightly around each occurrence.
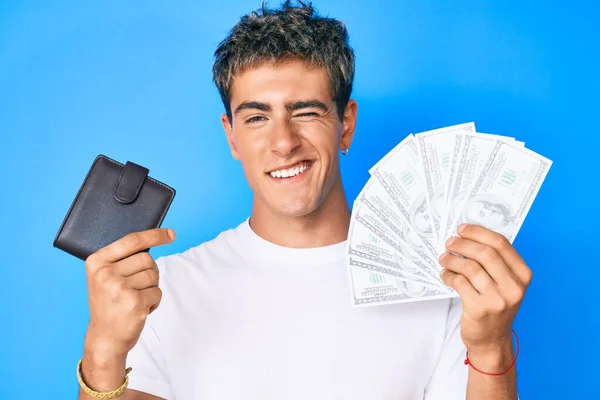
[466,338,518,400]
[78,336,129,400]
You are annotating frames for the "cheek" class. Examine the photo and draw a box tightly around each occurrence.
[306,123,340,154]
[317,133,341,167]
[235,133,265,160]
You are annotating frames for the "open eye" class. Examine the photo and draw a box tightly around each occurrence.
[246,115,267,124]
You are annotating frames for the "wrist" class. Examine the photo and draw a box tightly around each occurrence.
[84,329,129,363]
[81,331,129,392]
[466,335,515,373]
[82,345,127,372]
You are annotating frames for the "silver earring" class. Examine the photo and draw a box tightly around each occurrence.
[341,148,349,156]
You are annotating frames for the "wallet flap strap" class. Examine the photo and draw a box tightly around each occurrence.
[114,161,149,204]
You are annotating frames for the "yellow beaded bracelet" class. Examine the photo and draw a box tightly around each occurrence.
[77,359,132,399]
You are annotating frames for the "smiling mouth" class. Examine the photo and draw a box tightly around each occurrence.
[267,161,313,179]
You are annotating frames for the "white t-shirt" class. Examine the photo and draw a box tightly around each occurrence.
[126,218,468,399]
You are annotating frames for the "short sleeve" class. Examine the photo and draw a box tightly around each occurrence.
[126,317,174,399]
[423,298,468,400]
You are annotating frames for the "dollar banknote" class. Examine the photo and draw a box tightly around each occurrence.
[355,178,441,274]
[439,132,516,247]
[348,255,442,291]
[352,186,448,287]
[348,265,455,307]
[415,122,476,247]
[346,122,552,307]
[448,141,552,243]
[368,134,439,261]
[347,201,448,289]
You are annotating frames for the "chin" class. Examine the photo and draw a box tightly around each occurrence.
[264,194,324,218]
[275,202,319,218]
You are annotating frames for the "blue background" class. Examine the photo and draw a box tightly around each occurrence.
[1,0,597,398]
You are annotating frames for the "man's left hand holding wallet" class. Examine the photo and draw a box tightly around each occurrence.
[77,227,175,398]
[52,154,178,398]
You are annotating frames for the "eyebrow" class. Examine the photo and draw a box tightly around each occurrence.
[233,101,271,115]
[233,100,329,116]
[286,100,329,112]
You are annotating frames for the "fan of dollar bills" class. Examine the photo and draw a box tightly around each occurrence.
[346,122,552,307]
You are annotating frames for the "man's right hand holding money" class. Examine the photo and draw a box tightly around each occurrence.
[78,228,176,398]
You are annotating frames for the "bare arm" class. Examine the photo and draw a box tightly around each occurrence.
[465,339,517,400]
[76,228,176,400]
[439,224,531,400]
[77,336,164,400]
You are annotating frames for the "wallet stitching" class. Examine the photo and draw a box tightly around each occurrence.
[104,157,175,224]
[114,168,128,203]
[131,168,146,202]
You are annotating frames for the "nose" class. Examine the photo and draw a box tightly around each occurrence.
[269,118,301,156]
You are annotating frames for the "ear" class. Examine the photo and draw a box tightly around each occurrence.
[339,99,358,152]
[221,113,240,160]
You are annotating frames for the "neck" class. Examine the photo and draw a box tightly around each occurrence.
[249,175,351,249]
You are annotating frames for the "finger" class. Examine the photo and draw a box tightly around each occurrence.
[445,235,519,289]
[456,224,532,284]
[90,228,175,265]
[115,252,157,277]
[439,252,496,294]
[139,287,163,313]
[442,270,512,322]
[440,269,480,304]
[127,267,159,290]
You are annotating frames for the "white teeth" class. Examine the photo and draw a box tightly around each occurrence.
[269,162,309,178]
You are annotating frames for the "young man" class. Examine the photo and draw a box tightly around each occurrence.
[78,2,530,399]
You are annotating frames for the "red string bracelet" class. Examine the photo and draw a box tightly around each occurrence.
[464,329,520,376]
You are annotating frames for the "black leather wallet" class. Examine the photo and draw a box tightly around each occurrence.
[53,154,176,260]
